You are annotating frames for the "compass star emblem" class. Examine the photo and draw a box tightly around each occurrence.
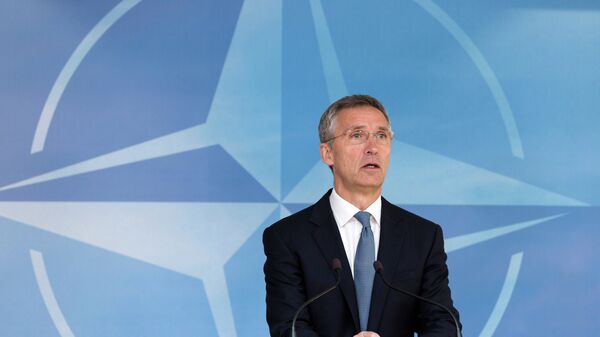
[0,1,588,337]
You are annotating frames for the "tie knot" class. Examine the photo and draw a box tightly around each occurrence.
[354,211,371,228]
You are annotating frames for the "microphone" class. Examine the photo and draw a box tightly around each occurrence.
[291,258,342,337]
[373,261,462,337]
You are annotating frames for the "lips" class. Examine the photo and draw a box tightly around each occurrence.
[362,163,380,169]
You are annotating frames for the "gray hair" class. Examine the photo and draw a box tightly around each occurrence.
[318,94,392,144]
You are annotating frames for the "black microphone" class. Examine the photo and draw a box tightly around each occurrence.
[373,261,462,337]
[291,258,342,337]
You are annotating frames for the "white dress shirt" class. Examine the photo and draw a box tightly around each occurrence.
[329,188,381,278]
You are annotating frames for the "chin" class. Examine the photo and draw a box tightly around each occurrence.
[356,180,384,190]
[357,174,384,184]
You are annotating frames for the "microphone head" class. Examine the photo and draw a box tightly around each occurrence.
[373,260,384,273]
[331,258,342,271]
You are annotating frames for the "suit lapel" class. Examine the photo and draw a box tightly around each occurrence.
[310,191,361,332]
[368,197,408,331]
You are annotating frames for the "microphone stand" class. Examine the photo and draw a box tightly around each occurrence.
[373,261,462,337]
[291,258,342,337]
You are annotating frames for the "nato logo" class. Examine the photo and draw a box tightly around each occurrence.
[0,1,589,337]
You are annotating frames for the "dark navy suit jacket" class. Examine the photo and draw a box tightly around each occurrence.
[263,190,460,337]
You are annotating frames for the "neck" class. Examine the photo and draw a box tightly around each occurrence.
[334,184,381,210]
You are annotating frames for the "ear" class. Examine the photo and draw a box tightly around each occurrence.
[320,143,334,167]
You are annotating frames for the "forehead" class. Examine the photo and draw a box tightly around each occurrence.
[335,105,389,129]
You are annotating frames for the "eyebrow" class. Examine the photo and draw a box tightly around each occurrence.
[348,125,390,132]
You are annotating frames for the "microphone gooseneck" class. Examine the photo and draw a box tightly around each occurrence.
[373,261,462,337]
[291,258,342,337]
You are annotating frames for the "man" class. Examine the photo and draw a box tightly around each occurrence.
[263,95,461,337]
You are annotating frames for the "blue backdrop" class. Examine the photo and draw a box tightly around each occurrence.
[1,1,598,336]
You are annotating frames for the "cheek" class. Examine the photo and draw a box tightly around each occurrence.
[383,149,391,162]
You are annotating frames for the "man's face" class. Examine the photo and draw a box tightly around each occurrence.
[320,105,392,196]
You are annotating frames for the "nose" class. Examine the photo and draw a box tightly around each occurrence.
[364,135,379,155]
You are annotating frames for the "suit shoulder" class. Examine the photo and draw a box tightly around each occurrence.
[264,203,315,236]
[384,199,442,233]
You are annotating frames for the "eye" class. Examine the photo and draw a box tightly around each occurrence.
[375,132,388,140]
[350,130,364,139]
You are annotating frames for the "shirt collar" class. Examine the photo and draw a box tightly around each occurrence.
[329,188,382,228]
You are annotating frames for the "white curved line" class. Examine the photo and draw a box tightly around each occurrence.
[479,252,523,337]
[413,0,524,159]
[30,250,76,337]
[31,0,143,154]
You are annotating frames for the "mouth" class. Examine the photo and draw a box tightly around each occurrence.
[362,163,380,169]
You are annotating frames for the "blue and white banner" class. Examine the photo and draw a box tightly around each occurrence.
[1,1,598,336]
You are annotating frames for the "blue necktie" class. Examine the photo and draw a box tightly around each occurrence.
[354,211,375,331]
